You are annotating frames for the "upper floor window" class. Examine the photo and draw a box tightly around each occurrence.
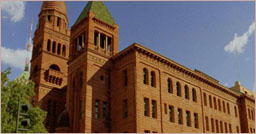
[209,95,212,108]
[192,88,197,102]
[213,97,217,109]
[211,118,215,132]
[184,85,189,99]
[47,39,51,51]
[194,113,199,128]
[46,15,51,22]
[123,69,128,87]
[144,98,149,116]
[205,116,209,131]
[152,100,157,118]
[218,99,221,111]
[186,111,191,126]
[49,64,60,72]
[234,106,237,117]
[143,68,148,85]
[103,101,107,120]
[62,45,66,57]
[167,78,173,93]
[176,82,181,97]
[203,93,207,106]
[223,101,226,113]
[95,100,100,119]
[227,103,230,114]
[178,108,183,124]
[169,105,174,122]
[52,41,56,53]
[57,17,60,26]
[57,43,61,55]
[150,71,156,87]
[123,99,128,118]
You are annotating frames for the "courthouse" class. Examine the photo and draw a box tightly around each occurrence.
[29,1,255,133]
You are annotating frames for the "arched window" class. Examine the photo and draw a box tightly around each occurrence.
[57,43,61,55]
[184,85,189,99]
[47,39,51,51]
[150,71,156,87]
[52,41,56,53]
[143,68,148,85]
[62,45,66,57]
[192,88,197,102]
[203,93,207,106]
[167,78,173,93]
[176,82,181,97]
[49,64,60,72]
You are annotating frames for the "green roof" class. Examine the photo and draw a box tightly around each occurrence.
[74,1,116,26]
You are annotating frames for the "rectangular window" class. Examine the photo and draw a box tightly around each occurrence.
[234,106,237,117]
[227,103,230,114]
[123,69,128,87]
[94,31,98,46]
[144,130,150,133]
[225,122,228,133]
[152,100,157,118]
[169,106,174,122]
[248,108,251,119]
[95,100,100,119]
[57,17,60,26]
[178,108,183,125]
[220,121,223,133]
[186,111,191,127]
[218,99,221,111]
[229,124,232,133]
[209,96,212,108]
[152,131,157,133]
[236,126,239,133]
[144,98,149,116]
[194,113,199,128]
[215,120,219,133]
[204,93,207,106]
[205,116,209,131]
[223,101,226,113]
[123,99,128,118]
[211,118,215,132]
[103,101,107,120]
[213,97,217,110]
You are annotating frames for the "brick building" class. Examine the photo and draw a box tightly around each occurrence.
[29,1,255,133]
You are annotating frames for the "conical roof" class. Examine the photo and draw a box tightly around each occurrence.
[74,1,115,25]
[41,1,67,16]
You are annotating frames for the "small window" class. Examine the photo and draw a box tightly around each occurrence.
[215,120,219,133]
[103,102,107,120]
[169,105,174,122]
[95,100,100,119]
[152,100,157,118]
[223,101,226,113]
[52,41,56,53]
[229,124,232,133]
[209,95,212,108]
[100,75,104,81]
[234,106,237,117]
[236,126,239,133]
[107,37,111,52]
[184,85,189,99]
[211,118,215,132]
[100,34,106,49]
[123,69,128,87]
[203,93,207,106]
[57,43,61,55]
[227,103,230,114]
[57,17,60,26]
[220,121,223,133]
[186,111,191,126]
[194,113,199,129]
[205,116,209,131]
[143,68,148,85]
[225,122,228,133]
[62,45,66,57]
[192,88,197,102]
[94,31,98,46]
[218,99,221,111]
[47,39,51,51]
[176,82,181,97]
[178,108,183,125]
[144,98,149,116]
[123,99,128,118]
[213,97,217,110]
[150,71,156,87]
[167,78,173,93]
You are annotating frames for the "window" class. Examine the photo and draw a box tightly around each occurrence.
[178,108,183,125]
[192,88,197,102]
[143,68,148,84]
[205,116,209,131]
[151,71,156,87]
[80,100,83,119]
[186,111,191,127]
[107,37,112,52]
[169,106,174,122]
[123,99,128,118]
[236,126,239,133]
[218,99,221,111]
[49,64,60,71]
[164,103,167,114]
[220,121,223,133]
[194,113,199,128]
[100,34,106,49]
[144,98,149,116]
[213,97,217,110]
[229,124,232,133]
[123,69,128,87]
[224,122,228,133]
[52,41,56,53]
[152,131,157,133]
[62,45,66,57]
[47,100,51,115]
[176,82,181,97]
[57,43,61,55]
[47,39,51,51]
[57,17,60,26]
[94,31,98,46]
[215,120,219,133]
[184,85,189,99]
[152,100,157,118]
[167,78,173,93]
[76,33,84,51]
[223,101,226,113]
[103,102,107,120]
[203,93,207,106]
[95,100,100,119]
[144,130,150,133]
[211,118,215,132]
[209,95,212,108]
[234,106,237,117]
[227,103,230,114]
[248,108,251,119]
[251,109,254,120]
[46,15,51,22]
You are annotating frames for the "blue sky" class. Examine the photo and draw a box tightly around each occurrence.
[1,1,255,90]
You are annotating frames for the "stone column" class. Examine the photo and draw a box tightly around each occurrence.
[105,36,108,50]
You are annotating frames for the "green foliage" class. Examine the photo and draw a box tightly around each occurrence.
[1,67,48,133]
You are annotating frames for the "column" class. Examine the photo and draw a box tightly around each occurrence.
[105,36,108,50]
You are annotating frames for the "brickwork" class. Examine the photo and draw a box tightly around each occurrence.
[30,1,255,133]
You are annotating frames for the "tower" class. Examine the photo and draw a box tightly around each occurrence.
[30,1,70,132]
[66,1,118,132]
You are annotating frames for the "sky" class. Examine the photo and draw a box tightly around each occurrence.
[1,1,255,90]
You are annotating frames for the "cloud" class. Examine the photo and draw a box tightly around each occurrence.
[1,46,32,70]
[224,22,255,54]
[1,1,25,22]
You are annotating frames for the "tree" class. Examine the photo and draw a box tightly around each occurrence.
[1,67,48,133]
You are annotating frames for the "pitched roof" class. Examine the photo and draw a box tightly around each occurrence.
[74,1,115,25]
